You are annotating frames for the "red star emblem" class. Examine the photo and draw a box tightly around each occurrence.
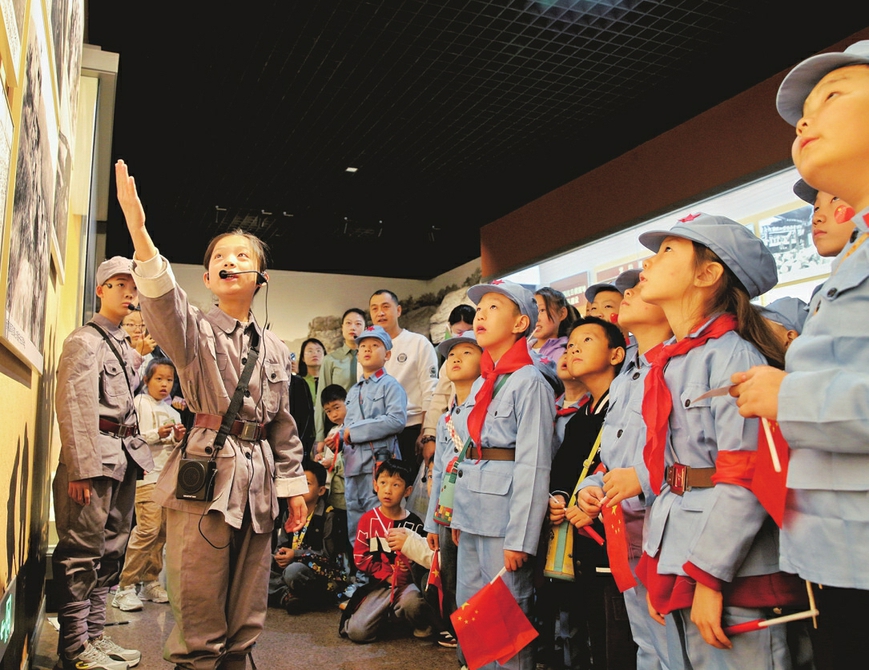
[678,212,702,222]
[491,279,504,285]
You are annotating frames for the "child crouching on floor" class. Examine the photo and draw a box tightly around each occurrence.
[340,459,434,643]
[269,460,347,614]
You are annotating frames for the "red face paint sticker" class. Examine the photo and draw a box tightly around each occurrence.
[835,205,856,224]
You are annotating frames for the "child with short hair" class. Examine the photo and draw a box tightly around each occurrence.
[794,178,856,259]
[424,330,484,649]
[635,213,802,669]
[113,357,185,612]
[316,384,348,520]
[340,459,433,642]
[116,161,308,670]
[545,316,627,669]
[269,460,347,614]
[585,282,623,321]
[731,40,869,668]
[450,280,555,670]
[575,282,674,670]
[343,326,407,541]
[53,257,154,670]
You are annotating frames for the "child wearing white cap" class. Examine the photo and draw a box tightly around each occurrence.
[634,213,805,669]
[732,39,869,668]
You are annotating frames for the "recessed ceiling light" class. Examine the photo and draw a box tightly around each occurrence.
[345,167,358,172]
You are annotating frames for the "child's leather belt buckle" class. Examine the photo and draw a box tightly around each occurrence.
[666,463,715,495]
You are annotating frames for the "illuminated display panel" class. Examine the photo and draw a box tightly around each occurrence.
[505,167,827,307]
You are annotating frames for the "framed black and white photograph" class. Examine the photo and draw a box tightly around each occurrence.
[758,204,826,286]
[0,0,25,86]
[1,1,57,373]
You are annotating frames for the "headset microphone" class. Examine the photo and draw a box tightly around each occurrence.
[218,269,267,285]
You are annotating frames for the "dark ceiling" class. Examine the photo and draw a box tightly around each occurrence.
[90,1,869,280]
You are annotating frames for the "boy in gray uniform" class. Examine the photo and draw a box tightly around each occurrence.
[53,256,155,670]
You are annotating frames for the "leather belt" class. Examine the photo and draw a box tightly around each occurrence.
[666,463,715,495]
[99,418,138,438]
[194,413,266,442]
[466,446,515,461]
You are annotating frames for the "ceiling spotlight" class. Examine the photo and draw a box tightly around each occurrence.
[345,167,358,173]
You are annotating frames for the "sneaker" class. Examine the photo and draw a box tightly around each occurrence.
[55,641,128,670]
[91,633,142,667]
[111,585,143,611]
[413,625,434,639]
[139,580,169,603]
[437,630,458,648]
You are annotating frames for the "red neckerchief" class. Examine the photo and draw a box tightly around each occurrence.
[641,314,738,494]
[555,392,590,417]
[467,338,533,446]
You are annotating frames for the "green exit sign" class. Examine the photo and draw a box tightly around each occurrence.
[0,576,14,662]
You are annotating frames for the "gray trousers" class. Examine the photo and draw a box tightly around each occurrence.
[344,583,431,643]
[163,508,271,670]
[52,462,137,657]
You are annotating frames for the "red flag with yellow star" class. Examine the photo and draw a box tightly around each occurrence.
[427,550,444,615]
[751,419,790,528]
[602,501,637,592]
[450,575,538,670]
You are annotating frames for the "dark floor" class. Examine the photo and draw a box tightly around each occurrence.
[32,600,461,670]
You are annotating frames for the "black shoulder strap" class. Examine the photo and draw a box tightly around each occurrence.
[87,322,136,402]
[211,327,261,454]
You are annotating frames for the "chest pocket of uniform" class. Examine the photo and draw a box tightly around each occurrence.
[102,359,128,399]
[216,352,230,371]
[263,361,288,414]
[485,397,515,431]
[677,384,713,454]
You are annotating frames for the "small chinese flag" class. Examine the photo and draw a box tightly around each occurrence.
[751,419,790,527]
[602,502,637,592]
[450,576,538,670]
[427,550,444,615]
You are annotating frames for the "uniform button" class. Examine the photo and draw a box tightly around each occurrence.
[245,452,252,460]
[632,372,640,380]
[617,429,623,438]
[455,408,461,414]
[827,288,837,298]
[245,390,251,397]
[684,399,691,407]
[242,357,247,364]
[271,372,277,379]
[204,446,213,455]
[457,470,463,478]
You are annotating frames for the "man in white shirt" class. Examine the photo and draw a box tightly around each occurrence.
[368,289,438,466]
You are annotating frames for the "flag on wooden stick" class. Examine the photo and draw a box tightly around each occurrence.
[451,571,538,670]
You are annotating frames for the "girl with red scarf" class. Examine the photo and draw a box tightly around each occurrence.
[633,214,804,670]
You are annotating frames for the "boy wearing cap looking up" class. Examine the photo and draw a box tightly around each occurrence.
[53,257,155,670]
[585,281,623,322]
[343,325,407,541]
[732,40,869,668]
[450,281,555,670]
[793,179,857,261]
